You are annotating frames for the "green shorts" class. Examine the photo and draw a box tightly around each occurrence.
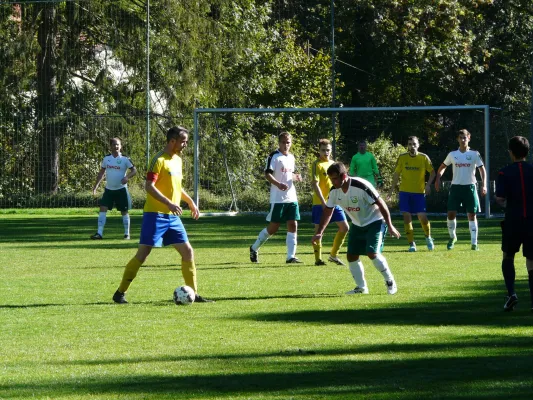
[100,187,131,212]
[266,202,300,223]
[447,184,480,213]
[347,219,388,256]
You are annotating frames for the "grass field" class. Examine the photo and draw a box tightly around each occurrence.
[1,211,533,399]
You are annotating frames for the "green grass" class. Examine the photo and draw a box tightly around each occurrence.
[1,212,532,399]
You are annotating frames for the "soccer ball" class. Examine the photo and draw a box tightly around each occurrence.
[173,285,195,305]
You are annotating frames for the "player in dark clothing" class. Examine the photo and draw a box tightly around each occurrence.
[495,136,533,312]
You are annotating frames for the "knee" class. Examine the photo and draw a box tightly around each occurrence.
[347,254,359,263]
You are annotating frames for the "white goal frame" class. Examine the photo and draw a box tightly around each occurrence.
[193,105,491,217]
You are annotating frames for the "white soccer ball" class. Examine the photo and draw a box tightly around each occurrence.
[173,285,195,305]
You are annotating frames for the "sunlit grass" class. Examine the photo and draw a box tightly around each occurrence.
[1,212,532,399]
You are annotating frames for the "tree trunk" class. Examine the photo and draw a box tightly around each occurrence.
[35,3,59,194]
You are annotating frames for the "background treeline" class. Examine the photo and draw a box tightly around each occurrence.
[0,0,531,211]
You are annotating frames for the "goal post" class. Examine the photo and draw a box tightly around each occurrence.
[193,105,492,217]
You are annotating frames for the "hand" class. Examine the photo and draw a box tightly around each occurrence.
[293,173,302,182]
[277,182,289,191]
[424,184,431,196]
[481,186,487,197]
[376,177,384,188]
[92,188,97,196]
[167,202,183,216]
[434,179,440,192]
[121,177,129,184]
[190,202,200,220]
[311,233,322,245]
[388,225,401,239]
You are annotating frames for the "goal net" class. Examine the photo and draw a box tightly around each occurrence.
[193,106,510,217]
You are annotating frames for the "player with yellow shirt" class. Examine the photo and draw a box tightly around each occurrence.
[390,136,436,252]
[310,139,349,266]
[112,126,212,304]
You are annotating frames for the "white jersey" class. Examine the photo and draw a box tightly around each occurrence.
[265,150,298,204]
[443,149,484,185]
[326,177,382,227]
[100,153,134,190]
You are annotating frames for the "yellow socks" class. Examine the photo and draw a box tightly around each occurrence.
[404,222,414,244]
[313,241,322,262]
[118,257,142,293]
[331,231,347,257]
[181,260,197,293]
[421,220,431,238]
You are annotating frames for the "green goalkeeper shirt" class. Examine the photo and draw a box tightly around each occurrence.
[349,152,379,186]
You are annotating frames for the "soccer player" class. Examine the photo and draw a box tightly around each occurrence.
[249,132,303,264]
[435,129,487,250]
[91,137,137,240]
[312,162,400,295]
[390,136,436,252]
[495,136,533,312]
[349,140,382,187]
[112,126,212,304]
[310,139,349,266]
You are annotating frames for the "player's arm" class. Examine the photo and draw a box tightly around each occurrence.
[311,179,327,207]
[121,166,137,185]
[92,167,106,195]
[426,170,436,195]
[495,171,506,207]
[434,163,448,192]
[349,155,356,176]
[371,155,382,186]
[265,171,288,191]
[311,206,334,244]
[144,178,183,216]
[478,165,487,196]
[375,197,400,238]
[181,189,199,220]
[389,171,400,199]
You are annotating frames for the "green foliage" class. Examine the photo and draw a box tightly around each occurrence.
[366,134,407,192]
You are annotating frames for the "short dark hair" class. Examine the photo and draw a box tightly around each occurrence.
[457,129,471,138]
[407,136,419,143]
[318,138,331,147]
[109,137,122,145]
[167,126,188,142]
[327,162,347,176]
[508,136,529,159]
[279,131,292,141]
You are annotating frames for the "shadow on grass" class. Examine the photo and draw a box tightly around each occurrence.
[2,352,533,399]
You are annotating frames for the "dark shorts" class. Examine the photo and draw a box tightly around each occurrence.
[266,202,300,223]
[347,219,388,256]
[140,212,188,247]
[447,184,480,213]
[501,219,533,259]
[312,205,347,225]
[399,192,426,214]
[100,187,131,212]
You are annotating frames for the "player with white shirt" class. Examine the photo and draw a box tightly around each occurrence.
[435,129,487,250]
[312,162,400,295]
[249,132,303,264]
[91,137,137,240]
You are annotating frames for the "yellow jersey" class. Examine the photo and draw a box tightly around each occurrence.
[143,150,183,214]
[310,159,334,205]
[394,152,433,194]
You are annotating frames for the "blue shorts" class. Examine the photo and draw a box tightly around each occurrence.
[399,192,426,214]
[139,212,188,247]
[312,205,347,225]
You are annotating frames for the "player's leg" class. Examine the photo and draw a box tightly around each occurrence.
[501,219,522,311]
[366,220,396,294]
[446,186,460,249]
[466,185,480,249]
[417,212,434,251]
[166,216,213,303]
[399,192,415,251]
[250,204,281,262]
[117,188,132,239]
[312,205,325,265]
[329,206,348,265]
[346,226,368,294]
[284,202,301,263]
[113,212,162,303]
[91,189,112,239]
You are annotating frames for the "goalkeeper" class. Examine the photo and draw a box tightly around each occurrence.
[349,140,382,187]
